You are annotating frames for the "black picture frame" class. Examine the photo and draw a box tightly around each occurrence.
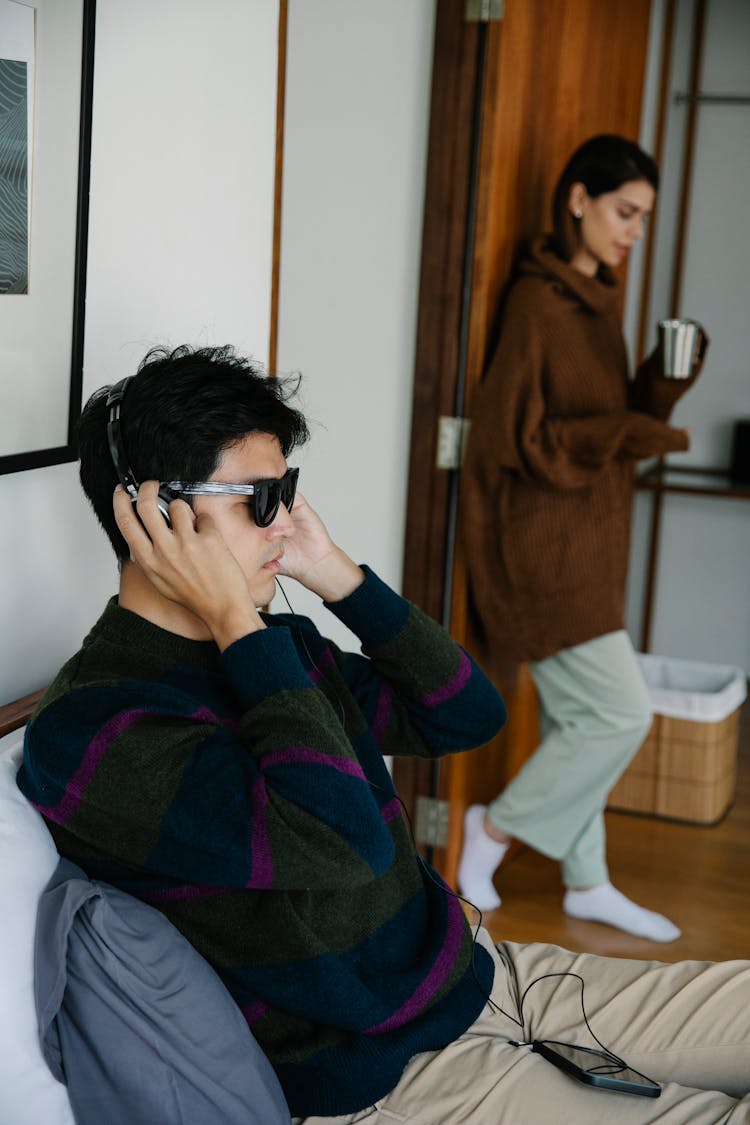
[0,0,96,476]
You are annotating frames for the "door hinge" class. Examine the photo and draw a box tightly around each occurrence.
[436,415,471,470]
[414,796,450,848]
[466,0,504,21]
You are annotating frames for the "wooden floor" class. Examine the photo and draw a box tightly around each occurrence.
[472,702,750,963]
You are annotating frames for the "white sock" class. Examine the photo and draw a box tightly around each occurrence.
[457,805,508,912]
[563,882,681,943]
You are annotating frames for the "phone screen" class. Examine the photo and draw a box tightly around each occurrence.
[532,1040,661,1096]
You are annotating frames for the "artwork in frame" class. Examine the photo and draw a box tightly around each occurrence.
[0,0,95,475]
[0,56,29,295]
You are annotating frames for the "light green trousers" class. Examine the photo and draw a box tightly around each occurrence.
[294,929,750,1123]
[486,630,652,888]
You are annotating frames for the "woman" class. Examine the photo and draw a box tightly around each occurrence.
[457,134,706,941]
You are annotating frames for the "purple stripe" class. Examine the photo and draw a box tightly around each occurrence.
[192,705,223,724]
[242,999,269,1026]
[248,776,273,888]
[246,746,367,889]
[261,745,367,781]
[38,708,152,823]
[420,650,472,709]
[363,892,465,1035]
[194,705,241,734]
[38,704,229,825]
[139,883,228,904]
[306,646,335,686]
[380,797,402,825]
[371,681,394,744]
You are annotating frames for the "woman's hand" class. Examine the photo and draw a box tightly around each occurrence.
[277,491,364,603]
[693,326,710,376]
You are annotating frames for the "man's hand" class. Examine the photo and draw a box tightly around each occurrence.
[277,491,364,603]
[114,481,264,647]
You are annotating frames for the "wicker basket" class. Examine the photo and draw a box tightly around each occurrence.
[608,655,746,825]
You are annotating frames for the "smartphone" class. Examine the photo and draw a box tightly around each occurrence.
[532,1040,661,1098]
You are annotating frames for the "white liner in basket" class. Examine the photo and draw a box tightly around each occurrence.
[637,654,747,723]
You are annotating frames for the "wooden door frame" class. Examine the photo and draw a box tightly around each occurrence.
[396,0,655,879]
[394,0,491,820]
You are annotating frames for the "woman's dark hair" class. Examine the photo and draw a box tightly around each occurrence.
[78,344,310,560]
[551,134,659,260]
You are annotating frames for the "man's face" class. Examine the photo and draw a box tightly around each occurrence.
[192,432,294,607]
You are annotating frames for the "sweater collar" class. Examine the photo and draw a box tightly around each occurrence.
[521,236,620,315]
[90,597,287,667]
[91,597,223,669]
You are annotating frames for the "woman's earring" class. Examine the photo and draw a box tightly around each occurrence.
[573,209,583,219]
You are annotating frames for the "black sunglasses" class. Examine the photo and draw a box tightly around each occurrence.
[106,377,298,528]
[163,467,299,528]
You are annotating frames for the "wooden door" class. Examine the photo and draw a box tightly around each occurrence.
[396,0,654,886]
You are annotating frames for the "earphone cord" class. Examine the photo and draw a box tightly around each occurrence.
[272,579,628,1068]
[387,793,629,1067]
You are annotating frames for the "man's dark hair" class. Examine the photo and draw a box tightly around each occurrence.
[78,344,310,560]
[551,134,659,261]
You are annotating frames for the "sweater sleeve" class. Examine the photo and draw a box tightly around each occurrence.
[628,346,701,421]
[521,409,689,486]
[468,299,689,492]
[323,567,507,759]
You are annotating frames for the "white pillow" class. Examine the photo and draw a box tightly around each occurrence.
[0,730,76,1125]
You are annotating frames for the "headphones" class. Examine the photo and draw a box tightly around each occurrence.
[106,376,174,526]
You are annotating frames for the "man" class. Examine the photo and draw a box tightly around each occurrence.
[19,345,750,1122]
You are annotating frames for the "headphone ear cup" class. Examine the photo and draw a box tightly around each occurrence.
[157,488,173,528]
[128,488,172,531]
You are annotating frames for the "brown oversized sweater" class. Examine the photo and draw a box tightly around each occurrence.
[461,237,698,663]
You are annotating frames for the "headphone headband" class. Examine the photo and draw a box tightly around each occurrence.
[105,376,174,526]
[106,376,138,496]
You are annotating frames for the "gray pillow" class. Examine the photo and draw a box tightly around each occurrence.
[36,859,291,1125]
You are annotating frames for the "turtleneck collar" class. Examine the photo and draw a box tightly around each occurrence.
[519,236,621,315]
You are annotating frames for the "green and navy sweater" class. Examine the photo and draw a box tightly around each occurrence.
[19,567,506,1118]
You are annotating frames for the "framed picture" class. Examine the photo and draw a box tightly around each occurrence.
[0,0,95,475]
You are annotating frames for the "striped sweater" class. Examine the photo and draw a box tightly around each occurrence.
[19,567,506,1117]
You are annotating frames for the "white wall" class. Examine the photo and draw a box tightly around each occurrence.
[0,0,279,703]
[5,0,741,705]
[273,0,436,646]
[624,0,750,673]
[0,0,437,702]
